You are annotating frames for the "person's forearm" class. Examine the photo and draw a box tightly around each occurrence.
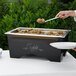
[69,11,76,17]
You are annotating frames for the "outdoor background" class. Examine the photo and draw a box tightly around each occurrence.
[0,0,76,57]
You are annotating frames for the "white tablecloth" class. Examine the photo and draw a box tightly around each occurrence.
[0,51,76,76]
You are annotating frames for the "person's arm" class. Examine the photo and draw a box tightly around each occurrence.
[72,48,76,51]
[69,11,76,17]
[56,10,76,20]
[74,10,76,21]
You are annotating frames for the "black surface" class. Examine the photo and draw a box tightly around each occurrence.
[7,35,68,62]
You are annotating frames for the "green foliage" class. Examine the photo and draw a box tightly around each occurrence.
[69,0,76,10]
[0,0,76,57]
[0,0,9,20]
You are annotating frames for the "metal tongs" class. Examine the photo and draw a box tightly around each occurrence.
[45,17,59,23]
[37,17,59,24]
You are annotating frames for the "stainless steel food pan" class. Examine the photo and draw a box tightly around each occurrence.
[5,27,71,38]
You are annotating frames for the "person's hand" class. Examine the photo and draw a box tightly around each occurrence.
[72,48,76,51]
[55,11,75,19]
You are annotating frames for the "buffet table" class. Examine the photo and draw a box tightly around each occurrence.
[0,50,76,76]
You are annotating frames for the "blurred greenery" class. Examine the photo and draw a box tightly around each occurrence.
[0,0,76,57]
[60,0,74,3]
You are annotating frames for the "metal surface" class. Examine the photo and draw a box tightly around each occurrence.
[45,17,59,22]
[5,27,71,38]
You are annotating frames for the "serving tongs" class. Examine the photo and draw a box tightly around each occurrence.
[37,17,59,24]
[45,17,59,23]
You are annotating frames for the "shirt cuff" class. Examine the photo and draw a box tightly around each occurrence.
[74,10,76,21]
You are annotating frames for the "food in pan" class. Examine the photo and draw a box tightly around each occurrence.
[17,29,33,33]
[29,29,42,34]
[15,28,67,36]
